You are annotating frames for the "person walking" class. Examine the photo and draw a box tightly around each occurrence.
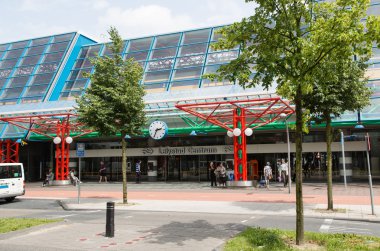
[281,159,289,187]
[42,169,53,187]
[69,169,80,186]
[215,162,227,187]
[209,162,217,187]
[99,161,107,183]
[135,160,141,184]
[263,162,272,188]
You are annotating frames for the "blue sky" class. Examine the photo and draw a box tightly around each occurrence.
[0,0,255,43]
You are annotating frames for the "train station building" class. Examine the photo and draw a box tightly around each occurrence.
[0,16,379,183]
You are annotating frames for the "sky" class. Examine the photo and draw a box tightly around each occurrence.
[0,0,256,44]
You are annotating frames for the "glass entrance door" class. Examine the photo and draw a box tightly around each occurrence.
[167,156,180,181]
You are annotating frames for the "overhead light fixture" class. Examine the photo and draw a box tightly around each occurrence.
[355,123,365,129]
[355,111,365,129]
[189,130,197,136]
[233,128,241,136]
[244,128,253,136]
[227,130,234,137]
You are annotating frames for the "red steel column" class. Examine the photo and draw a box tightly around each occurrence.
[0,140,19,163]
[55,120,70,180]
[233,108,247,181]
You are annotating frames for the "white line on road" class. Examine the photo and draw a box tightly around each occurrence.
[84,210,101,213]
[250,216,256,219]
[319,219,333,233]
[47,214,77,219]
[125,216,133,219]
[241,220,248,223]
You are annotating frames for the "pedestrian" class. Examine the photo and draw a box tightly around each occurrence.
[99,161,107,183]
[281,159,289,187]
[263,162,272,188]
[276,159,282,182]
[215,162,227,187]
[136,160,141,183]
[209,161,217,187]
[42,169,53,187]
[69,169,80,186]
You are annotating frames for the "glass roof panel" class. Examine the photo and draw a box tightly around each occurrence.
[3,49,24,59]
[19,55,41,66]
[125,51,149,61]
[0,87,23,99]
[54,33,74,43]
[0,58,19,69]
[25,45,46,56]
[0,44,9,51]
[7,76,30,88]
[178,43,207,57]
[31,37,50,46]
[0,69,12,78]
[11,41,29,50]
[128,38,152,52]
[155,34,181,49]
[30,73,54,85]
[183,29,211,44]
[48,41,70,53]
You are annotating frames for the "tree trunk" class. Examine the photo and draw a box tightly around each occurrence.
[326,114,333,210]
[295,86,304,245]
[121,134,128,204]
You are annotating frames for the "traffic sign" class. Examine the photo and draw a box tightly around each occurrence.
[76,143,85,157]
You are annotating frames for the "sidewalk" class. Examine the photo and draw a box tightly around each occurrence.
[25,181,380,222]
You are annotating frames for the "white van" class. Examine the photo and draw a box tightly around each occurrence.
[0,163,25,202]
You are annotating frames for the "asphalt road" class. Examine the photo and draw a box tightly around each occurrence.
[1,198,379,239]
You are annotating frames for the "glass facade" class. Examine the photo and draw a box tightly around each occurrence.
[0,33,75,104]
[59,27,237,99]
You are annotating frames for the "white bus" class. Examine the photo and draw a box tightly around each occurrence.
[0,163,25,202]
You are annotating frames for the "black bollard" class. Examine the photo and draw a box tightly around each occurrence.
[105,201,115,237]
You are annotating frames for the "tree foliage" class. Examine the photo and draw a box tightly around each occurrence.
[77,27,146,203]
[304,53,372,210]
[207,0,380,245]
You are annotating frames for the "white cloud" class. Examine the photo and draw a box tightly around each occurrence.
[204,0,253,24]
[92,0,110,10]
[20,0,67,11]
[98,5,196,39]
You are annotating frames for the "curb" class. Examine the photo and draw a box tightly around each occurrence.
[59,201,380,223]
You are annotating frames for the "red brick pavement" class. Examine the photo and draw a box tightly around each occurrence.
[24,183,380,205]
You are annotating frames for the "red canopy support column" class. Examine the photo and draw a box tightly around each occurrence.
[55,120,70,181]
[0,140,19,163]
[0,141,3,162]
[233,108,247,181]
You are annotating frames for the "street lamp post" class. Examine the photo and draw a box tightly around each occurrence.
[280,113,291,194]
[365,133,375,215]
[286,120,291,194]
[340,131,347,189]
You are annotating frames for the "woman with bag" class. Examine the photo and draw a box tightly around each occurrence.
[263,162,272,188]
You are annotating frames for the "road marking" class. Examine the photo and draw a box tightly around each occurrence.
[47,214,77,219]
[85,210,101,213]
[319,219,333,233]
[241,220,248,223]
[250,216,256,219]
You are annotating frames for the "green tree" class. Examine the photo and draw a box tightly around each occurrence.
[207,0,379,244]
[77,27,146,204]
[305,55,372,211]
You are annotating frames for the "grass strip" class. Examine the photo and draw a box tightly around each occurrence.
[0,218,62,234]
[224,227,380,251]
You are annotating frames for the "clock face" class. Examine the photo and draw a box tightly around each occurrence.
[149,121,168,140]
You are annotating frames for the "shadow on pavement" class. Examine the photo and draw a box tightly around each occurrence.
[140,219,245,246]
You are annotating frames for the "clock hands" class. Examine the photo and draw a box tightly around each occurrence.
[153,127,164,137]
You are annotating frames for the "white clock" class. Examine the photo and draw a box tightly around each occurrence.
[149,121,168,140]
